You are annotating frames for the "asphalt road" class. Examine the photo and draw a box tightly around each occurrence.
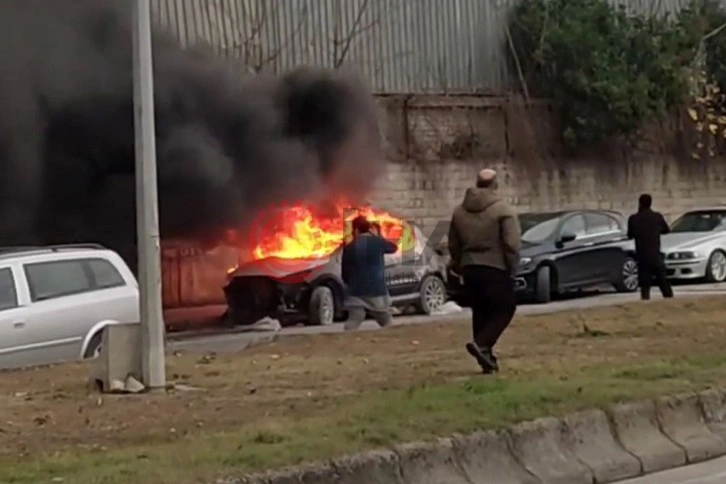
[621,455,726,483]
[169,282,726,354]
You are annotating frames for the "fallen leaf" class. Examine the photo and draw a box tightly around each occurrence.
[687,107,699,121]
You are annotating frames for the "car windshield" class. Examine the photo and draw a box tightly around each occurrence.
[519,213,562,243]
[670,211,726,233]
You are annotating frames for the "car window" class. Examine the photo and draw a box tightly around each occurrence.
[24,260,92,302]
[0,268,18,311]
[671,211,726,232]
[87,258,125,289]
[561,214,587,237]
[521,216,561,243]
[585,213,621,236]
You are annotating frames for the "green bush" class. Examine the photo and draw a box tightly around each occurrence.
[508,0,705,150]
[698,1,726,101]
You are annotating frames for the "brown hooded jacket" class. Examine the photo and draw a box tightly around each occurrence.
[448,187,521,276]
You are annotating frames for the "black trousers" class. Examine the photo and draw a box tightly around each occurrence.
[462,265,516,350]
[637,257,674,300]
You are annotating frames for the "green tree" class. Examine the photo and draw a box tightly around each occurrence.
[509,0,703,150]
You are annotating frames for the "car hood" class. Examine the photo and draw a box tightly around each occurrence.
[228,255,332,279]
[661,232,725,252]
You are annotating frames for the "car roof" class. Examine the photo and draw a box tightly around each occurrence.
[680,207,726,213]
[519,209,624,218]
[0,244,110,263]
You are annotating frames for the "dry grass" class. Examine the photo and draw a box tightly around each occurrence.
[1,296,726,483]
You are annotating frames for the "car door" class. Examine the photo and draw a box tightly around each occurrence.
[551,213,593,287]
[15,258,97,366]
[0,264,33,368]
[582,212,629,282]
[384,222,419,298]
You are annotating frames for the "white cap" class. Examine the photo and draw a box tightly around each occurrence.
[477,168,497,183]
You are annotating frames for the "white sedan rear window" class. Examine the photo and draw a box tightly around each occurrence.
[0,268,18,311]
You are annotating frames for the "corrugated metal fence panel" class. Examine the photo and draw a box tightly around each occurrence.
[150,0,723,94]
[150,0,519,93]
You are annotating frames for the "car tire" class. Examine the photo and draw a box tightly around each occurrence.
[705,250,726,283]
[84,331,104,359]
[614,256,639,293]
[308,285,335,326]
[534,265,552,304]
[415,274,447,315]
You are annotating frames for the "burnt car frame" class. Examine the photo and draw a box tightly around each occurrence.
[448,209,639,304]
[224,223,448,326]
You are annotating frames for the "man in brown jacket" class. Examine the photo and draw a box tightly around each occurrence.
[448,168,521,374]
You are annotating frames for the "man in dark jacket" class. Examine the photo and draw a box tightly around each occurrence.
[341,216,398,331]
[627,194,674,300]
[448,169,521,374]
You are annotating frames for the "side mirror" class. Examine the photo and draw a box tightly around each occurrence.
[559,231,577,244]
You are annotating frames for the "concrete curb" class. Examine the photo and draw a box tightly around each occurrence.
[563,409,641,483]
[655,392,726,464]
[609,399,686,473]
[219,387,726,484]
[453,429,540,484]
[509,416,593,484]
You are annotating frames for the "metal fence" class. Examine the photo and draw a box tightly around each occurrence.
[150,0,704,94]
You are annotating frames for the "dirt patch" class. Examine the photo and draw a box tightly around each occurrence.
[0,296,724,482]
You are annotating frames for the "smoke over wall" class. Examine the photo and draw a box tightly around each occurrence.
[0,0,383,253]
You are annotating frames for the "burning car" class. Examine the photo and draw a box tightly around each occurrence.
[223,202,448,326]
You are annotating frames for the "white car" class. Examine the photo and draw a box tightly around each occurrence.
[0,244,139,370]
[662,208,726,282]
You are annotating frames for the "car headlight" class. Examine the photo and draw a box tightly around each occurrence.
[667,251,701,260]
[519,257,533,267]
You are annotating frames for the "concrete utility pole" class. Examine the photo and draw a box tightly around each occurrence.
[132,0,166,389]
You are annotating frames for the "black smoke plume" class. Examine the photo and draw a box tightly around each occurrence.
[0,0,383,259]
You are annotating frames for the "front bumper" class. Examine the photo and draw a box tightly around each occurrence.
[665,258,708,279]
[514,272,534,296]
[224,276,311,325]
[446,268,529,306]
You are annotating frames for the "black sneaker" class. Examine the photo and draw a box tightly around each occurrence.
[466,342,498,374]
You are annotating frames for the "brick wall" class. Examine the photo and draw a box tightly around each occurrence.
[368,95,726,234]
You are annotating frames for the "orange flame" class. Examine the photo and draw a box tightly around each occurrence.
[227,200,413,264]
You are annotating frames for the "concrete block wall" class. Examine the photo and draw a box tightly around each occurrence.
[369,95,726,234]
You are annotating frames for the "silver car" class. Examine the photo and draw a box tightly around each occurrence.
[0,244,140,369]
[662,208,726,282]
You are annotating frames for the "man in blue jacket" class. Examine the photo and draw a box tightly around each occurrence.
[341,215,398,331]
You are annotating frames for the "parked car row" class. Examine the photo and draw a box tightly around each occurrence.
[447,207,726,305]
[223,206,726,326]
[1,207,724,369]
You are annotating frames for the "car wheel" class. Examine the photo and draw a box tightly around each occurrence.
[706,250,726,283]
[308,285,335,326]
[415,275,447,315]
[85,332,103,359]
[534,265,551,303]
[614,256,639,293]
